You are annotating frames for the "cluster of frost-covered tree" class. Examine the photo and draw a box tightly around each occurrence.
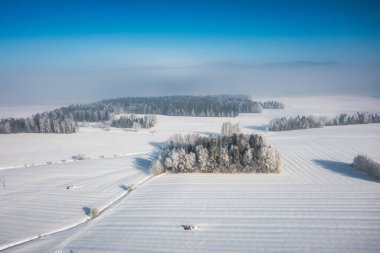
[111,114,157,129]
[260,101,285,109]
[269,115,326,131]
[326,112,380,126]
[0,112,77,134]
[353,155,380,180]
[0,104,111,134]
[269,112,380,131]
[151,132,282,174]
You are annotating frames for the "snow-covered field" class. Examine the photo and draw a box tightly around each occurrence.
[0,154,152,250]
[0,96,380,252]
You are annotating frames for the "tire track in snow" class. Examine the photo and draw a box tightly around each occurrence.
[0,154,154,252]
[52,174,160,253]
[0,151,151,171]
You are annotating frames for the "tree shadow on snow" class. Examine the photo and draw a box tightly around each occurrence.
[133,142,167,175]
[245,125,267,132]
[133,157,153,174]
[119,184,129,191]
[313,159,376,182]
[149,141,167,149]
[82,207,91,216]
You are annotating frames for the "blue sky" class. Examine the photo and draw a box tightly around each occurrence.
[1,0,379,38]
[0,0,379,104]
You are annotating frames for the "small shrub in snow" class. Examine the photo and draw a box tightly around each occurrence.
[127,184,135,193]
[91,208,100,218]
[353,155,380,180]
[76,154,89,160]
[66,185,75,190]
[182,225,197,230]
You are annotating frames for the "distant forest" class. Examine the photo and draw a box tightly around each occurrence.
[0,112,77,134]
[0,95,284,134]
[111,114,157,129]
[101,95,264,117]
[269,112,380,131]
[261,101,285,109]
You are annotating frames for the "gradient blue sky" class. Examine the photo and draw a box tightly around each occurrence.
[1,0,380,104]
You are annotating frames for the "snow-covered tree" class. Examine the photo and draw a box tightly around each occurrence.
[151,155,165,175]
[165,149,180,173]
[133,121,141,131]
[176,148,196,173]
[221,122,240,136]
[243,147,253,172]
[196,145,209,172]
[218,147,230,172]
[256,147,282,173]
[3,122,10,134]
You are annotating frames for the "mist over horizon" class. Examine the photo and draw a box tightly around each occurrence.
[1,0,379,105]
[1,61,379,106]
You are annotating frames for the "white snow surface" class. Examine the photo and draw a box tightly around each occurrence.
[0,154,152,250]
[0,95,380,252]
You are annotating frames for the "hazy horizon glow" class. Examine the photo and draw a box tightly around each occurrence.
[1,0,380,105]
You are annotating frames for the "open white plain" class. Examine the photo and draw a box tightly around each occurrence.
[0,95,379,252]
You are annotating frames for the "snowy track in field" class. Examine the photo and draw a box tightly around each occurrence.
[0,154,153,251]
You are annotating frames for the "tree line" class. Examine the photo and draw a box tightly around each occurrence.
[268,115,325,131]
[101,95,264,117]
[269,112,380,131]
[261,101,285,109]
[0,112,77,134]
[0,95,284,134]
[325,112,380,126]
[111,114,157,129]
[152,124,282,174]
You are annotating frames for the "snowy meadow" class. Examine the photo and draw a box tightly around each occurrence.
[0,95,379,252]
